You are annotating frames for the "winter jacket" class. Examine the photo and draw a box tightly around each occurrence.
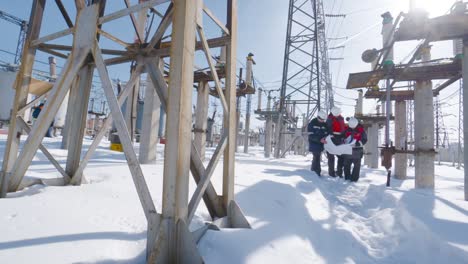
[308,117,328,152]
[326,114,345,145]
[32,106,43,119]
[343,124,368,159]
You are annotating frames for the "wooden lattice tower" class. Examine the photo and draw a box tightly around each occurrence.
[0,0,250,262]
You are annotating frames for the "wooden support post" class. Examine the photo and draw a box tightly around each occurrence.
[93,45,161,256]
[5,3,99,193]
[188,136,227,223]
[61,77,79,150]
[223,0,237,209]
[65,65,94,183]
[151,0,201,262]
[70,64,144,185]
[1,0,46,197]
[194,81,209,161]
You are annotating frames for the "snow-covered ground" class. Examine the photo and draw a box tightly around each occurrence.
[0,135,467,263]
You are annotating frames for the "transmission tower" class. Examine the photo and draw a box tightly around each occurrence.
[0,10,28,65]
[274,0,333,158]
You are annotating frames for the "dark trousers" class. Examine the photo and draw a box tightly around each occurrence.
[311,151,322,176]
[327,152,344,177]
[344,157,362,182]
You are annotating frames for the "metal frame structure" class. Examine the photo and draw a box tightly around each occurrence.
[0,0,250,262]
[0,10,29,65]
[274,0,333,158]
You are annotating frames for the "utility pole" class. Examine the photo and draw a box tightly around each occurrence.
[458,79,463,169]
[435,97,440,149]
[235,68,243,152]
[244,53,255,154]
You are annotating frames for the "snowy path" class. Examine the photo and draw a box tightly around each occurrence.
[0,136,467,263]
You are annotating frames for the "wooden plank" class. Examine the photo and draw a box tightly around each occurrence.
[146,58,224,219]
[97,29,130,48]
[146,4,173,51]
[1,0,46,197]
[162,0,197,221]
[37,46,69,59]
[196,26,228,113]
[123,0,143,43]
[146,59,169,110]
[55,0,74,28]
[223,0,238,207]
[17,117,70,181]
[98,0,170,25]
[17,90,50,116]
[93,44,159,222]
[148,35,231,58]
[65,65,94,183]
[31,28,74,47]
[7,4,99,192]
[188,136,227,223]
[75,0,85,11]
[70,63,144,185]
[189,142,225,218]
[203,4,230,35]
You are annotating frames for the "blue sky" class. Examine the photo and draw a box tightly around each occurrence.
[0,0,462,137]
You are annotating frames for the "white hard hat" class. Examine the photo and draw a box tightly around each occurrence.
[317,110,327,120]
[348,117,358,129]
[331,107,342,117]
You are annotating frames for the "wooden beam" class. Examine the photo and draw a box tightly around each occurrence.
[146,3,173,51]
[98,0,170,25]
[93,44,159,223]
[97,29,130,48]
[123,0,143,43]
[37,46,69,59]
[1,0,46,197]
[203,4,230,35]
[55,0,74,28]
[196,26,228,113]
[70,63,144,185]
[188,136,227,223]
[31,28,74,47]
[75,0,86,11]
[65,65,94,184]
[434,73,462,93]
[17,117,70,182]
[146,58,224,219]
[146,59,169,110]
[7,4,99,192]
[17,90,50,116]
[38,43,128,56]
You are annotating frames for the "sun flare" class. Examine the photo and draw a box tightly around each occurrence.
[410,0,459,16]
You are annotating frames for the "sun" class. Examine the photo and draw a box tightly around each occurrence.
[410,0,459,16]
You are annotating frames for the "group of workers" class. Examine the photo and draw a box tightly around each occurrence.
[307,107,368,182]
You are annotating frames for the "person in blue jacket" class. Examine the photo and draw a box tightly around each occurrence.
[308,110,329,176]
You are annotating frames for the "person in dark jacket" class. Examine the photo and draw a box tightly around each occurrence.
[32,103,44,123]
[326,106,346,177]
[343,117,368,182]
[308,110,329,176]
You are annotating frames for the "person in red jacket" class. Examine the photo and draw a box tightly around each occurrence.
[326,106,346,177]
[343,117,368,182]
